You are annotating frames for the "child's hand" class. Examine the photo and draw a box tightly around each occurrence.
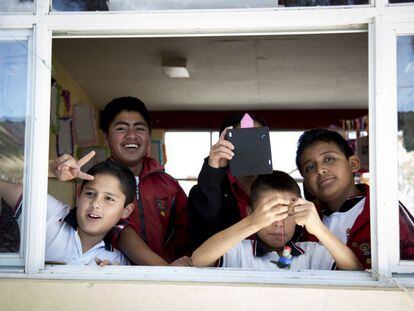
[250,193,290,231]
[290,198,323,236]
[208,126,235,169]
[95,257,119,267]
[51,151,95,181]
[170,256,193,267]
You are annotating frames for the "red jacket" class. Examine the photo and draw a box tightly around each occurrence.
[125,156,190,262]
[305,184,414,269]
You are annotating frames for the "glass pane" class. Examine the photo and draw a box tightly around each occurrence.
[0,39,28,254]
[397,35,414,261]
[269,131,303,180]
[51,0,368,12]
[389,0,414,3]
[164,132,211,179]
[177,180,197,196]
[0,0,34,12]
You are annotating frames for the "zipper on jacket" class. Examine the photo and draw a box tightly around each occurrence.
[136,187,147,243]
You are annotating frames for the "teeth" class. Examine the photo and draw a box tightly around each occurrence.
[88,213,101,219]
[125,144,138,148]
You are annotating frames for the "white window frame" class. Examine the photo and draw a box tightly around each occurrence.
[374,17,414,276]
[0,29,33,268]
[0,0,413,287]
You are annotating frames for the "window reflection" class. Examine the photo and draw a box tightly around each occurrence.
[51,0,369,12]
[397,35,414,261]
[0,40,28,253]
[0,0,33,12]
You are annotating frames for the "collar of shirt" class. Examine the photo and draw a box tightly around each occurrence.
[73,229,107,257]
[253,237,305,258]
[62,208,113,251]
[322,184,367,216]
[226,171,249,219]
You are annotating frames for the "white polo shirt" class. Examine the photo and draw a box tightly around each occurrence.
[221,239,335,270]
[322,197,366,244]
[45,195,128,265]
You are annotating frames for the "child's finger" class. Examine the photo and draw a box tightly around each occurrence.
[261,194,291,207]
[97,258,112,267]
[211,145,234,157]
[270,204,289,214]
[272,210,289,222]
[55,154,72,166]
[215,139,235,150]
[77,151,96,168]
[219,126,233,141]
[77,171,95,181]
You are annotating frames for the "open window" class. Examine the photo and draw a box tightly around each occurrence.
[47,32,373,277]
[1,1,413,295]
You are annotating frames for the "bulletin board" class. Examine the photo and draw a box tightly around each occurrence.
[72,103,98,147]
[77,146,109,173]
[57,117,74,156]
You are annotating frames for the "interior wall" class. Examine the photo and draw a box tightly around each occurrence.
[0,279,413,311]
[48,57,99,206]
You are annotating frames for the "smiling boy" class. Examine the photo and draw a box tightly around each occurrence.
[191,171,362,271]
[99,97,190,265]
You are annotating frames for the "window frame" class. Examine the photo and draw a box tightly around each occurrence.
[0,29,33,267]
[0,0,412,287]
[376,19,414,275]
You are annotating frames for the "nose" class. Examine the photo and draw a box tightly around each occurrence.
[125,128,137,138]
[273,220,284,228]
[316,163,327,177]
[92,197,102,209]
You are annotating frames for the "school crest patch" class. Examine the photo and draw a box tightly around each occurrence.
[155,197,168,217]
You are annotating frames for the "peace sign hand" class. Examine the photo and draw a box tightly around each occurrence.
[50,151,96,181]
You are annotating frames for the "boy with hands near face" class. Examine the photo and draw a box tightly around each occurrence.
[191,171,362,271]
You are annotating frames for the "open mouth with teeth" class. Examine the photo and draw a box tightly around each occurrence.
[124,143,139,149]
[88,213,102,220]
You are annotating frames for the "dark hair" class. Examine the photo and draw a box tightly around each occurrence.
[250,170,301,208]
[99,96,152,134]
[219,113,267,135]
[80,161,136,206]
[295,128,354,174]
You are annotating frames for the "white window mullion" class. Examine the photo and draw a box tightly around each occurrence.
[371,17,400,279]
[385,21,414,275]
[24,22,52,274]
[35,0,51,16]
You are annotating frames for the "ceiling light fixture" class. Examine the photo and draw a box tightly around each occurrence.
[162,58,190,78]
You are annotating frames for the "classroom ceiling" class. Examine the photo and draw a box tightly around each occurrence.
[52,32,368,111]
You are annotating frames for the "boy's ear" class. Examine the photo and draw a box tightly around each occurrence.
[121,203,134,219]
[349,155,361,173]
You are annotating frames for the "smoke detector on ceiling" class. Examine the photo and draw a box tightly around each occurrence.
[162,58,190,78]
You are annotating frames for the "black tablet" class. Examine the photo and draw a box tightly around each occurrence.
[226,127,273,176]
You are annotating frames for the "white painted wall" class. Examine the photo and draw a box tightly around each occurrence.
[1,279,414,311]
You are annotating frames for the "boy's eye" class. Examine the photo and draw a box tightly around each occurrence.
[304,164,314,173]
[115,127,127,132]
[105,196,115,202]
[324,156,335,163]
[85,191,95,197]
[134,126,147,132]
